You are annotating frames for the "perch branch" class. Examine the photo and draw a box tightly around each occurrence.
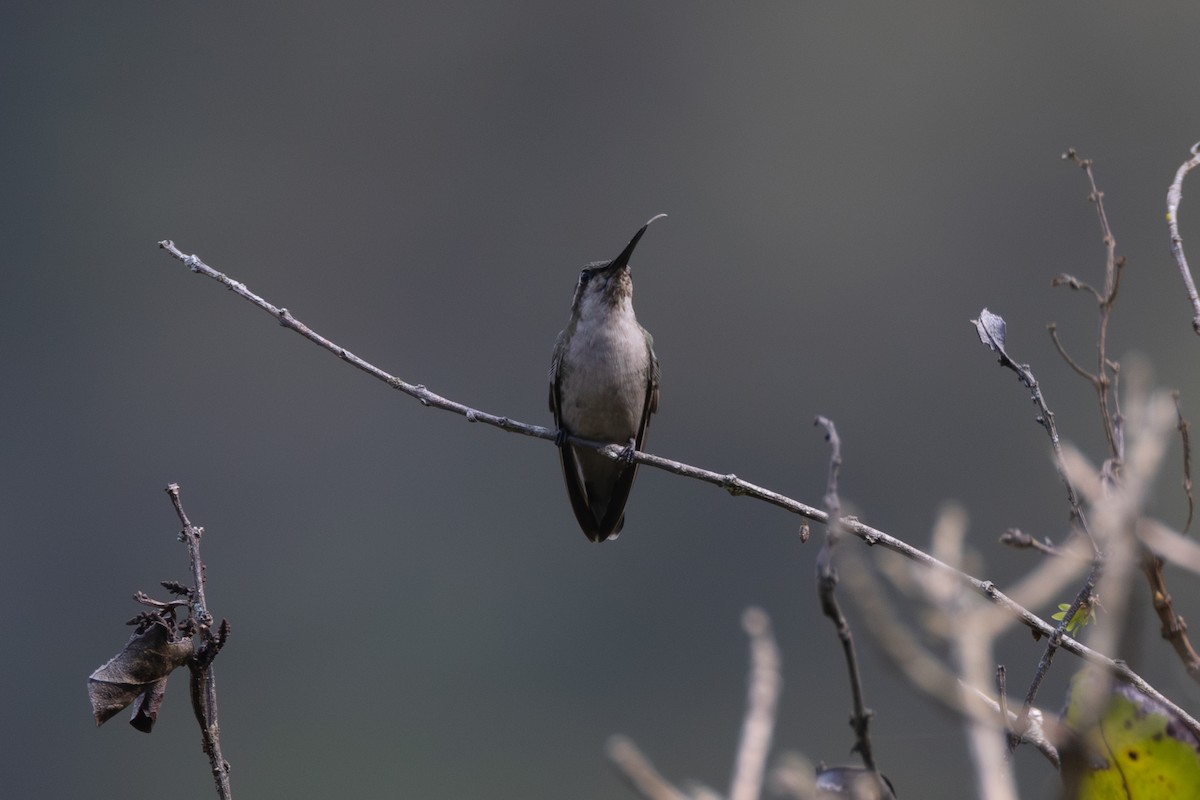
[157,240,825,523]
[157,240,1200,741]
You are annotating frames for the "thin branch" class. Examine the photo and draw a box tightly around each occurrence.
[1008,153,1139,740]
[815,416,843,529]
[1062,149,1121,306]
[1165,141,1200,335]
[729,608,782,800]
[1055,155,1200,689]
[998,528,1069,557]
[157,241,1200,741]
[607,737,689,800]
[1058,149,1125,461]
[967,681,1060,770]
[838,543,965,710]
[972,308,1105,734]
[1175,391,1194,532]
[166,484,232,800]
[1046,323,1094,384]
[157,240,826,524]
[167,484,212,639]
[1142,554,1200,682]
[813,417,883,780]
[1015,564,1099,745]
[1136,519,1200,679]
[972,309,1093,546]
[1055,393,1172,744]
[996,666,1014,751]
[836,539,1067,768]
[1050,274,1103,304]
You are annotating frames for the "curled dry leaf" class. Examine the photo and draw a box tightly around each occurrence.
[972,308,1007,353]
[88,620,193,730]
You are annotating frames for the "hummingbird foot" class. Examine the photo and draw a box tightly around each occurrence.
[553,428,569,448]
[617,437,638,465]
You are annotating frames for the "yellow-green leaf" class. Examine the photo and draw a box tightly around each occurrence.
[1052,602,1099,633]
[1065,673,1200,798]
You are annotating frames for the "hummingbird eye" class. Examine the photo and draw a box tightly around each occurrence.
[578,269,592,287]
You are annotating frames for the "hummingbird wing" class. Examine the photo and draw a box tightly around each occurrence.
[549,363,603,541]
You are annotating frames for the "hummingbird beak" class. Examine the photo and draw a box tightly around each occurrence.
[606,213,667,272]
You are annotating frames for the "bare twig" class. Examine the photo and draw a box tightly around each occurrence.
[972,308,1103,730]
[729,608,782,800]
[1166,141,1200,335]
[1059,148,1125,459]
[1057,392,1173,744]
[837,537,1066,772]
[813,417,883,783]
[1137,518,1200,679]
[965,681,1060,769]
[814,416,842,530]
[1015,561,1099,741]
[998,528,1069,557]
[607,737,689,800]
[1054,155,1200,687]
[972,309,1093,546]
[838,544,963,708]
[1175,391,1194,532]
[166,484,232,800]
[1047,322,1097,381]
[996,666,1013,751]
[157,241,1200,741]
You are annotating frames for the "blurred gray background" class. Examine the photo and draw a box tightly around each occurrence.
[5,3,1200,798]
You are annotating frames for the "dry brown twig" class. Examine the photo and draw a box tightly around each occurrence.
[88,484,232,800]
[1050,151,1200,687]
[167,484,233,800]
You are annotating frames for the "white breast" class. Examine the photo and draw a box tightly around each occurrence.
[559,299,650,441]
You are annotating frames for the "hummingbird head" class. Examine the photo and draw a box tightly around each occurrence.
[570,214,667,317]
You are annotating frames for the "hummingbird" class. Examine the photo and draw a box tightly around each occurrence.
[549,214,665,542]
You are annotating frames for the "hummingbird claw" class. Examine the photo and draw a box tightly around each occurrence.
[554,428,568,448]
[617,438,637,465]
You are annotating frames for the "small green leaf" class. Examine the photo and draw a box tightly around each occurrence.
[1051,601,1098,633]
